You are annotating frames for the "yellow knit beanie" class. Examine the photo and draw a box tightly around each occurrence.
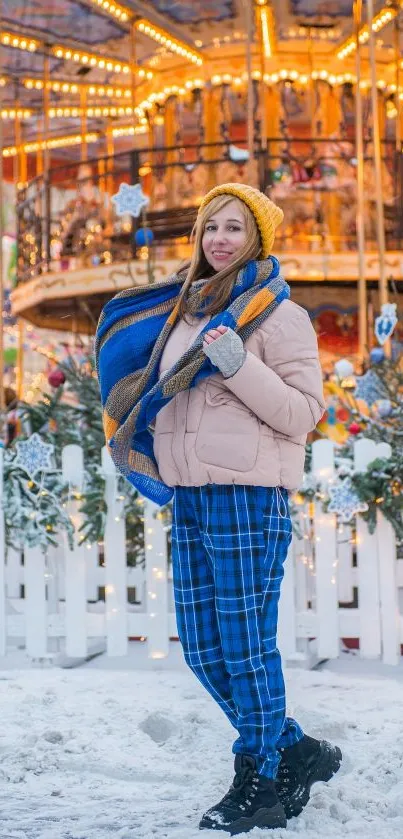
[197,183,284,258]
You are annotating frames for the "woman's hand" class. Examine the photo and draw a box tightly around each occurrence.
[202,326,246,379]
[203,325,228,346]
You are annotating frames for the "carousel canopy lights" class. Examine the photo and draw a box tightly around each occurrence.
[1,108,32,119]
[135,19,203,66]
[336,6,397,60]
[3,132,99,158]
[22,79,135,97]
[88,0,129,23]
[0,31,39,51]
[50,44,133,75]
[48,105,137,118]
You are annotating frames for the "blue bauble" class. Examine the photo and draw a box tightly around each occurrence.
[369,347,385,364]
[134,227,154,247]
[376,399,392,419]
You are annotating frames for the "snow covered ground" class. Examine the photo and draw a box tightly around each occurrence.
[0,649,403,839]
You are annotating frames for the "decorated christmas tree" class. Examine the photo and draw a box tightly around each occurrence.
[314,337,402,539]
[3,353,145,561]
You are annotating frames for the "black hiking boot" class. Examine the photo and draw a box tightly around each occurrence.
[199,754,287,835]
[275,735,342,819]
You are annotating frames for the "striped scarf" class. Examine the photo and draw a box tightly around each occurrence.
[95,256,290,505]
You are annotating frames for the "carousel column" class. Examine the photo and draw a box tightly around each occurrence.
[203,85,220,191]
[322,83,343,246]
[354,0,367,363]
[243,0,255,163]
[80,86,87,162]
[265,82,280,157]
[43,47,51,273]
[105,120,115,228]
[367,0,389,346]
[164,95,177,208]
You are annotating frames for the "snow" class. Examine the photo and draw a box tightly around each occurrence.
[0,649,403,839]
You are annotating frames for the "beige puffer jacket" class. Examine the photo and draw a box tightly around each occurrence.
[153,299,325,491]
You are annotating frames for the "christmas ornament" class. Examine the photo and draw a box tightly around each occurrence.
[374,302,398,346]
[111,183,150,218]
[348,422,361,435]
[369,347,385,364]
[374,398,392,419]
[229,144,249,163]
[134,227,154,247]
[334,358,354,379]
[327,405,336,426]
[48,368,66,388]
[327,477,369,523]
[354,369,387,406]
[14,433,55,479]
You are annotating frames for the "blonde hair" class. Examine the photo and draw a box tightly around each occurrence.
[178,194,262,319]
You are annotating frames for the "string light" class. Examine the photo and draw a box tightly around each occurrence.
[22,78,142,95]
[136,19,203,66]
[336,6,396,60]
[87,0,130,22]
[259,3,275,59]
[3,132,98,157]
[1,31,39,51]
[50,44,133,75]
[1,108,32,119]
[48,104,138,118]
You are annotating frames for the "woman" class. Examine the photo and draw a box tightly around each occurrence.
[96,183,342,836]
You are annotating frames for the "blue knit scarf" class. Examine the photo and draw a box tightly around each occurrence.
[95,256,290,504]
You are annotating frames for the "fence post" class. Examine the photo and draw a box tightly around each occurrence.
[62,445,87,658]
[102,446,128,656]
[374,441,399,665]
[354,438,382,658]
[278,538,298,662]
[311,439,339,659]
[0,445,6,655]
[5,547,22,598]
[144,500,169,659]
[24,545,48,658]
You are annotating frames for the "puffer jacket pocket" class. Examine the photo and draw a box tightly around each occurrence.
[195,383,260,471]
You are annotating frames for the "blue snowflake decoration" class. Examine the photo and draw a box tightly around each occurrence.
[111,182,150,218]
[14,433,54,479]
[327,478,368,523]
[374,303,398,346]
[354,369,387,406]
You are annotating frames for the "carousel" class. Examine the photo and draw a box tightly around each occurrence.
[1,0,403,406]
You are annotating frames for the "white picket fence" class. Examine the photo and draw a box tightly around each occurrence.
[0,438,402,666]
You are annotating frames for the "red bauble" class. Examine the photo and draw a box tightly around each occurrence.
[48,368,66,388]
[348,422,361,435]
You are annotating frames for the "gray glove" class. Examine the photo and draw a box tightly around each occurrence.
[203,327,246,379]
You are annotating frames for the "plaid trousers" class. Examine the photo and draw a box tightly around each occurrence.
[171,484,304,779]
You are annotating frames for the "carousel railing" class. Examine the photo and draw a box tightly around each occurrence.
[16,137,403,284]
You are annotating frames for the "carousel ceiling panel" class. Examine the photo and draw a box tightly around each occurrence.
[289,0,353,16]
[141,0,237,25]
[1,0,124,45]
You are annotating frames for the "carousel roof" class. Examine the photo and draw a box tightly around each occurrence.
[1,0,400,155]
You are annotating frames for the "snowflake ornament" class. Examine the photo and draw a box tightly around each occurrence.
[374,303,398,346]
[328,477,368,523]
[111,182,150,218]
[354,369,387,406]
[14,433,55,479]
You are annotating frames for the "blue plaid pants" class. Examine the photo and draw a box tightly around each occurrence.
[171,484,304,779]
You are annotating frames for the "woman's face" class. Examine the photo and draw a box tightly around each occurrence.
[201,200,247,273]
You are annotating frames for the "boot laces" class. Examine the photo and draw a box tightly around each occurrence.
[222,766,260,811]
[276,749,303,793]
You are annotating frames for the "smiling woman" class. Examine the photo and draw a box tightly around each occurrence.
[96,180,340,835]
